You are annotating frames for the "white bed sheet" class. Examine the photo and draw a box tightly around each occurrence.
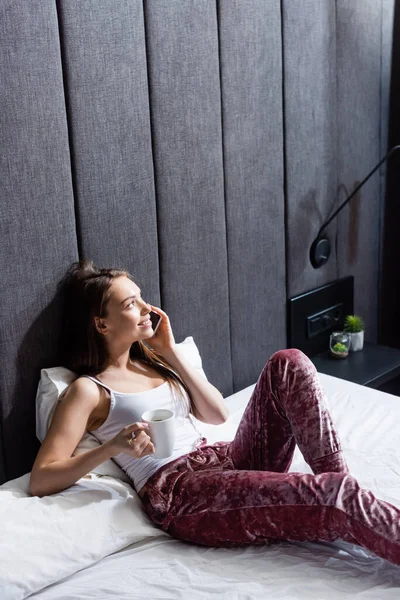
[9,373,400,598]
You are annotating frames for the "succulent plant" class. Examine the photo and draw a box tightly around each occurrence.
[332,342,348,353]
[343,315,364,333]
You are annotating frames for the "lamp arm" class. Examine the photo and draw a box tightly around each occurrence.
[317,144,400,238]
[310,144,400,269]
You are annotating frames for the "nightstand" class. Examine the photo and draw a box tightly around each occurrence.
[310,341,400,390]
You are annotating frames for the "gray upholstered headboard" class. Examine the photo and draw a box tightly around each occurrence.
[0,0,394,484]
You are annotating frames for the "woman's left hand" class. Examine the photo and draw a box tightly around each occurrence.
[145,305,176,355]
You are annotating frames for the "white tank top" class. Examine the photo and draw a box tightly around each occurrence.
[81,375,206,493]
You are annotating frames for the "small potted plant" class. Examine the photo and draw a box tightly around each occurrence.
[343,315,364,351]
[329,331,350,359]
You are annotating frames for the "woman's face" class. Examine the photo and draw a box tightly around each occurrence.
[95,275,153,344]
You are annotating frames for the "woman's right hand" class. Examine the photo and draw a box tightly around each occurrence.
[108,422,155,458]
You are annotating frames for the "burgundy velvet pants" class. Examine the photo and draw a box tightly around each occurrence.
[140,349,400,566]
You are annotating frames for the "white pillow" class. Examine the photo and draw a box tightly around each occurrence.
[35,336,208,482]
[0,472,169,599]
[174,335,208,377]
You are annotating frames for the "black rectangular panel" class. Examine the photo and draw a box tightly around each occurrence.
[287,276,354,357]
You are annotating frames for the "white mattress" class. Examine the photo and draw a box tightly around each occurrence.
[5,372,400,599]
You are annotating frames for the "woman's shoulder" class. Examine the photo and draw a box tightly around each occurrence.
[59,375,104,402]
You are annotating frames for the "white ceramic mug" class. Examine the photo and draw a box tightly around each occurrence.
[141,409,175,459]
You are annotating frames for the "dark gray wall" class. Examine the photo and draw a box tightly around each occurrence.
[0,0,394,483]
[283,0,394,347]
[380,0,400,347]
[336,0,393,343]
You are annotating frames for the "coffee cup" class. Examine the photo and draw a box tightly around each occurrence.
[141,409,175,459]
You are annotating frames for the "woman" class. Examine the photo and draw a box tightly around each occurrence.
[30,260,400,566]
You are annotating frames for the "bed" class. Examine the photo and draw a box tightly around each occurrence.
[2,369,400,599]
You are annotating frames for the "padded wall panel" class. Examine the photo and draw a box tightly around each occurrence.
[378,0,394,328]
[57,1,160,303]
[0,429,4,483]
[218,0,286,391]
[144,0,233,396]
[379,0,399,346]
[282,0,338,298]
[336,0,382,342]
[0,1,77,483]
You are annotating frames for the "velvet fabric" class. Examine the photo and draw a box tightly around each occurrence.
[140,349,400,566]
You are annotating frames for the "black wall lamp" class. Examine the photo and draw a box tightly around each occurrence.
[310,145,400,269]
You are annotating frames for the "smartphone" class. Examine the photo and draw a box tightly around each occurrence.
[149,310,162,336]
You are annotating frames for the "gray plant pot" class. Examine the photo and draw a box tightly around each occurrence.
[349,331,364,352]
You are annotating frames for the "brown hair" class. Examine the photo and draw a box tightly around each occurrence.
[57,259,193,409]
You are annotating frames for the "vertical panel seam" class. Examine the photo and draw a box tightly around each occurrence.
[280,0,290,346]
[335,0,339,282]
[216,0,233,394]
[142,0,162,304]
[54,0,82,258]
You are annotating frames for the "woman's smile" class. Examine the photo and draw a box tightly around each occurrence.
[138,318,152,328]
